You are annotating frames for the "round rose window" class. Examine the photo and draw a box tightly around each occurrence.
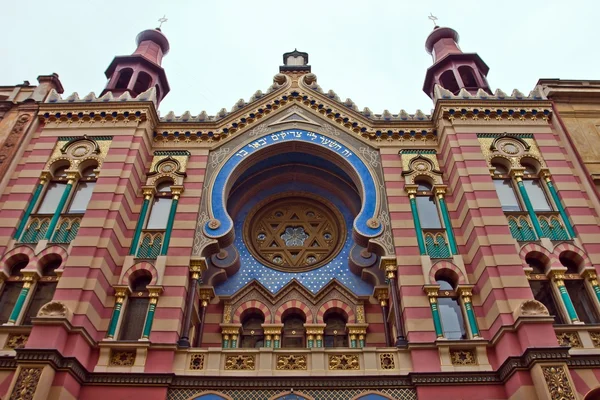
[243,193,346,272]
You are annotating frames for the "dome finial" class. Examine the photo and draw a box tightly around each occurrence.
[157,14,168,30]
[428,12,439,29]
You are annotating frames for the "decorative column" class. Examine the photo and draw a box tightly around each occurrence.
[178,260,206,347]
[434,186,458,255]
[550,270,579,322]
[374,287,392,347]
[347,324,368,348]
[458,286,480,338]
[406,187,427,255]
[106,288,128,339]
[14,172,48,240]
[160,185,183,256]
[129,186,154,255]
[424,286,444,338]
[543,173,576,238]
[583,270,600,304]
[141,287,162,340]
[7,272,37,324]
[383,258,408,347]
[44,171,78,240]
[305,324,326,348]
[197,288,214,347]
[220,325,241,348]
[262,325,283,348]
[512,171,543,239]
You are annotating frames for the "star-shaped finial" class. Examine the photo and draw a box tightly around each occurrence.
[428,12,438,28]
[158,15,168,29]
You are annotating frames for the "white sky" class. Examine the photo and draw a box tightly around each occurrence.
[1,0,595,116]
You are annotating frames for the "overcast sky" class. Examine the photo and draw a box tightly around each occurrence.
[1,0,595,116]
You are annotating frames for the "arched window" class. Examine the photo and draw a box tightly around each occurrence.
[67,165,97,214]
[0,261,27,324]
[521,161,552,212]
[324,311,348,348]
[458,66,478,88]
[23,260,60,325]
[491,162,521,212]
[155,84,161,101]
[282,312,306,348]
[37,165,69,215]
[560,255,600,324]
[133,72,152,95]
[115,68,133,90]
[240,311,265,348]
[436,277,466,339]
[146,181,173,230]
[439,70,459,94]
[526,256,565,324]
[415,180,442,229]
[119,274,151,340]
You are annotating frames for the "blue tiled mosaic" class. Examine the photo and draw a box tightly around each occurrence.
[214,181,374,297]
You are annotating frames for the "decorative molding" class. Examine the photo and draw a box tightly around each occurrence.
[590,332,600,348]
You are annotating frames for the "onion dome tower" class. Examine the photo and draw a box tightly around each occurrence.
[101,27,171,106]
[422,25,490,99]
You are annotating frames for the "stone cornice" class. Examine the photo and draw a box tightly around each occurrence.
[431,99,554,124]
[37,101,160,129]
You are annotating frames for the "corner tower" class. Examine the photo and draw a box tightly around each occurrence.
[101,27,170,105]
[423,25,490,98]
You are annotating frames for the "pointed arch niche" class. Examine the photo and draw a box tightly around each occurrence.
[193,128,392,296]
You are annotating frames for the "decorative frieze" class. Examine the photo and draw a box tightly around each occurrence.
[590,332,600,348]
[556,332,583,348]
[108,349,136,367]
[329,354,360,370]
[379,353,395,370]
[189,354,205,370]
[276,354,307,370]
[4,333,29,350]
[9,367,42,400]
[224,355,255,370]
[541,365,576,400]
[449,349,477,366]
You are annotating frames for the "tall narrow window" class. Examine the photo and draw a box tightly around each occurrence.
[324,311,348,348]
[522,180,552,212]
[68,166,97,213]
[240,312,265,348]
[0,261,27,324]
[561,257,600,324]
[37,166,68,215]
[491,163,521,212]
[415,181,442,229]
[526,257,565,324]
[119,275,151,340]
[146,182,173,230]
[282,312,306,348]
[23,261,60,325]
[436,278,466,339]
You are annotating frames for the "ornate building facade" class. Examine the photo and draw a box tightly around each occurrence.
[0,24,600,400]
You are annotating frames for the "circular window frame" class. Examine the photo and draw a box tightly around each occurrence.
[243,192,347,272]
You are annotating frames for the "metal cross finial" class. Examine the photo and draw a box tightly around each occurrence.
[428,13,438,27]
[158,15,168,29]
